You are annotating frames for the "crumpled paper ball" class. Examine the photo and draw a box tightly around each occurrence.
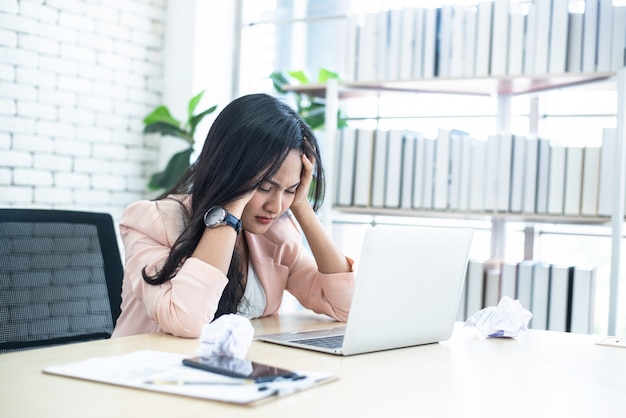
[465,296,533,338]
[196,314,255,359]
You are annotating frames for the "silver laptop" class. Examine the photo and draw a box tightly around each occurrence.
[256,226,474,355]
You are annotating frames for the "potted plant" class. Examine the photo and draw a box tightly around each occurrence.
[270,68,348,131]
[142,90,217,191]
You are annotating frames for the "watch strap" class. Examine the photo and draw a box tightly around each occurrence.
[223,211,242,234]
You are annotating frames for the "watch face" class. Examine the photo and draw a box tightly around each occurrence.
[205,207,226,227]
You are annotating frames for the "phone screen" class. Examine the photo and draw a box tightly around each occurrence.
[182,355,299,383]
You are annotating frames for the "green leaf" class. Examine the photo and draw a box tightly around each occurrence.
[188,90,206,119]
[318,68,341,83]
[148,148,194,191]
[268,69,347,132]
[288,70,309,85]
[302,107,325,131]
[143,105,181,127]
[337,112,349,129]
[188,105,218,136]
[270,72,290,93]
[144,121,193,143]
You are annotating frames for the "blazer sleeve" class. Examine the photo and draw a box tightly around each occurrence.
[119,199,228,337]
[263,216,355,322]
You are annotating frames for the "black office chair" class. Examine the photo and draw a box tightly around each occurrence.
[0,209,124,353]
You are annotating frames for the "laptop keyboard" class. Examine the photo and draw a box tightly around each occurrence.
[290,334,345,349]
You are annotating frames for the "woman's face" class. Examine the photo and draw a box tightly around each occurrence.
[241,149,302,234]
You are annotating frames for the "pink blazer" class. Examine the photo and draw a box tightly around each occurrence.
[112,197,355,338]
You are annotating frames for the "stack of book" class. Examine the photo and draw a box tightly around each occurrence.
[333,127,620,218]
[458,259,596,334]
[346,0,625,82]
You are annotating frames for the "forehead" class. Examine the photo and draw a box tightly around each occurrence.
[268,150,302,184]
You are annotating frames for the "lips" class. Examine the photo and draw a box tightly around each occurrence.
[255,216,274,225]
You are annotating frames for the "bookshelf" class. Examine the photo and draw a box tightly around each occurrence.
[283,69,625,334]
[258,1,626,333]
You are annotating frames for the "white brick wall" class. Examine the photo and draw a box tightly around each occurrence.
[0,0,167,221]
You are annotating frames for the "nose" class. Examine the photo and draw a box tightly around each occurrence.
[264,192,282,214]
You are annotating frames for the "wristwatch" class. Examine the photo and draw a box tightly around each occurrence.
[203,206,242,234]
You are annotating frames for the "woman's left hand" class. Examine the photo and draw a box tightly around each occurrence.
[291,153,314,211]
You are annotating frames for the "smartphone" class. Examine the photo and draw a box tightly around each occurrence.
[182,355,299,383]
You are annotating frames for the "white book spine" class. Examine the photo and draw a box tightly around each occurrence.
[468,138,486,212]
[447,131,462,210]
[530,262,551,330]
[598,128,617,216]
[376,11,388,81]
[516,260,535,312]
[548,0,570,74]
[433,128,451,210]
[581,146,601,216]
[507,6,525,76]
[412,133,426,209]
[399,8,416,80]
[384,129,404,208]
[412,7,425,79]
[438,5,453,78]
[422,8,438,79]
[353,129,375,207]
[547,143,566,215]
[357,14,378,81]
[333,129,343,205]
[346,15,359,82]
[500,262,518,299]
[387,9,403,81]
[496,133,513,212]
[475,1,493,77]
[484,265,501,307]
[570,266,596,334]
[458,133,472,212]
[582,0,599,73]
[563,146,584,216]
[596,0,614,72]
[490,0,510,77]
[483,135,499,211]
[422,137,436,209]
[533,0,552,75]
[400,132,416,209]
[610,6,626,71]
[522,136,539,214]
[371,129,388,208]
[509,134,526,213]
[548,265,573,332]
[535,138,551,214]
[523,3,537,75]
[336,129,357,207]
[567,11,584,73]
[449,5,466,78]
[466,260,485,316]
[463,6,477,78]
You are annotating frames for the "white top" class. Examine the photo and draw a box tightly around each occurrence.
[237,263,266,319]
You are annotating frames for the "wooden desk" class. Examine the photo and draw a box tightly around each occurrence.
[1,311,625,418]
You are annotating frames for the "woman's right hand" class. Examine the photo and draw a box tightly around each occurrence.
[224,189,256,217]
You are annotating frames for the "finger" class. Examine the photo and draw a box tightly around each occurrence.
[301,153,315,170]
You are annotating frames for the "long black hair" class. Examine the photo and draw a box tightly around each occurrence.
[143,93,324,318]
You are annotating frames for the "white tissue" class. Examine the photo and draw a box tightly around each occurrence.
[196,314,255,359]
[465,296,533,338]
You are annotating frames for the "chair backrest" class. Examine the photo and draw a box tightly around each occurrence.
[0,209,123,353]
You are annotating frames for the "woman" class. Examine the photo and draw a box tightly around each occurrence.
[112,93,355,338]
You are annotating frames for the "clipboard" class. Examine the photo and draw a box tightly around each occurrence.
[43,350,337,405]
